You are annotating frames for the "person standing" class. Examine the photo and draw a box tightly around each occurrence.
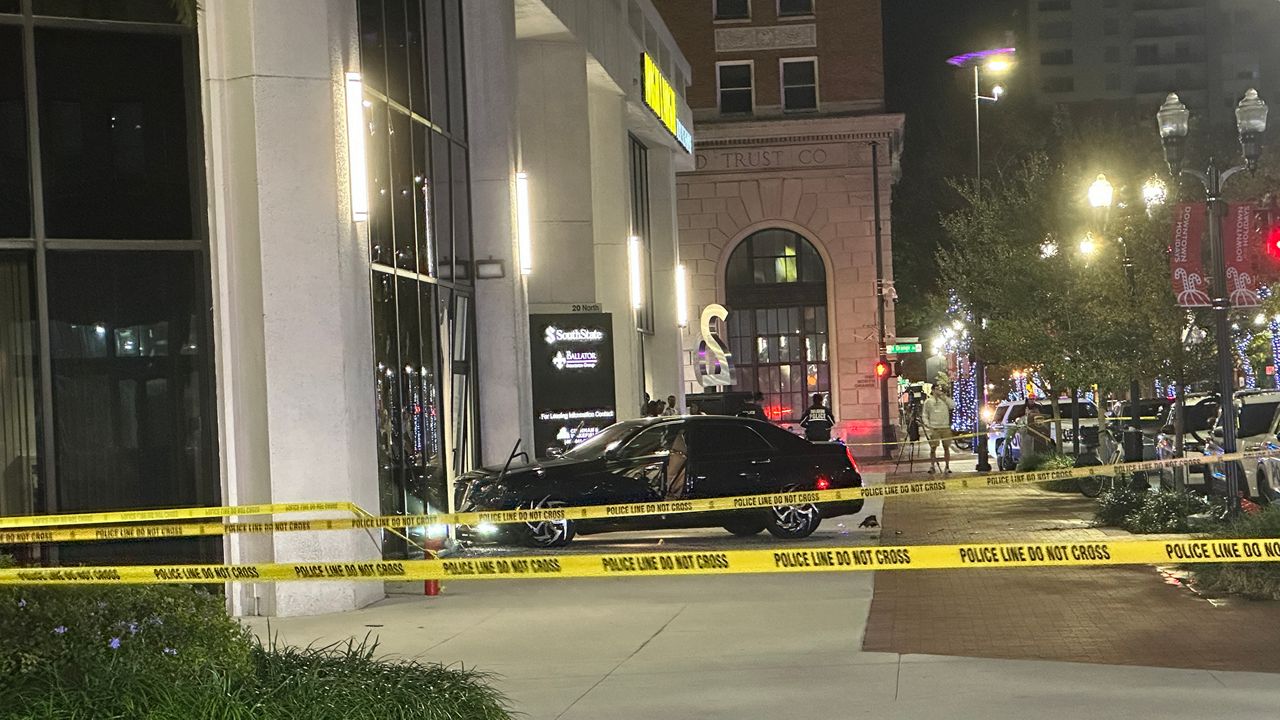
[923,384,956,474]
[799,393,835,441]
[662,394,680,416]
[737,392,767,421]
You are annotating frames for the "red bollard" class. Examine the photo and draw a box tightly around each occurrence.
[423,538,444,597]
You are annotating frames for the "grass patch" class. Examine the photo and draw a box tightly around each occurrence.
[1192,506,1280,600]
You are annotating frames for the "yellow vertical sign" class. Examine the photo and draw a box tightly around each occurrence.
[643,53,689,152]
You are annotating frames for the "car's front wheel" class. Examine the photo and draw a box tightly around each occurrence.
[765,501,821,539]
[522,497,575,548]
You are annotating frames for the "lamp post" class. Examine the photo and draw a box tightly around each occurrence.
[946,47,1015,472]
[1086,173,1144,468]
[1157,89,1269,516]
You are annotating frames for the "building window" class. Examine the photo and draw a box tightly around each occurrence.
[0,4,218,565]
[1037,0,1070,10]
[725,230,829,423]
[717,61,754,114]
[1042,76,1075,93]
[780,58,817,112]
[1104,46,1120,63]
[1038,21,1071,39]
[629,136,654,333]
[358,0,478,559]
[777,0,813,17]
[714,0,749,20]
[1040,49,1073,66]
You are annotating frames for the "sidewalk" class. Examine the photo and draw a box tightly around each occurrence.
[241,572,1280,720]
[863,478,1280,672]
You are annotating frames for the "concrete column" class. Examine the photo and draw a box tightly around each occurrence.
[200,0,380,617]
[587,86,644,418]
[645,147,684,410]
[465,0,534,465]
[517,41,595,306]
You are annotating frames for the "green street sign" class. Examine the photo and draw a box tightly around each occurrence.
[886,343,922,354]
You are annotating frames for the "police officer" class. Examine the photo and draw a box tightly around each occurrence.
[799,393,835,441]
[737,392,767,421]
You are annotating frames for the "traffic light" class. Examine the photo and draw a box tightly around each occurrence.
[874,359,890,380]
[1266,223,1280,261]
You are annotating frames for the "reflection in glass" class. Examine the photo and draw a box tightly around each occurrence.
[0,27,30,237]
[47,251,214,564]
[33,0,180,22]
[35,29,192,239]
[0,254,39,552]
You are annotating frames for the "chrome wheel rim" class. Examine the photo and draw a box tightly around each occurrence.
[525,498,568,545]
[770,503,818,533]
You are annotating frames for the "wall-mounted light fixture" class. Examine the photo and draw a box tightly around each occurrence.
[675,263,688,328]
[475,259,505,279]
[345,72,369,222]
[516,172,532,275]
[628,236,644,311]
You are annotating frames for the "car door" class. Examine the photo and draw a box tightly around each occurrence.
[684,421,775,499]
[595,422,677,503]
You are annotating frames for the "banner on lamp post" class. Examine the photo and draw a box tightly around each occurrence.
[1171,202,1210,307]
[1224,202,1261,307]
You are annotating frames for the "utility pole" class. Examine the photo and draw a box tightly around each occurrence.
[871,141,891,458]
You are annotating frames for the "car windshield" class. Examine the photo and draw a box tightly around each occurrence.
[561,421,645,460]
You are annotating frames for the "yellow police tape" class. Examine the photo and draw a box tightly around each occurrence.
[0,449,1265,546]
[0,501,358,530]
[3,537,1279,585]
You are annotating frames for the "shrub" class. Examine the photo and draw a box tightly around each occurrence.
[1095,483,1147,526]
[1192,506,1280,600]
[1120,490,1210,534]
[0,580,512,719]
[1018,451,1076,473]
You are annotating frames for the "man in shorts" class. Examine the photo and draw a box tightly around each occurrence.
[923,384,956,474]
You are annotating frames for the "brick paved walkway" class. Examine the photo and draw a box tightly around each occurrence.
[862,479,1280,673]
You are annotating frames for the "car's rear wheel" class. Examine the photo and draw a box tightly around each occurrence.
[765,494,821,539]
[722,519,766,536]
[522,497,575,548]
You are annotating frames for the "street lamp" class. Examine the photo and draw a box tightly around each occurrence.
[1078,234,1097,256]
[946,46,1016,472]
[1157,88,1269,516]
[1087,171,1143,467]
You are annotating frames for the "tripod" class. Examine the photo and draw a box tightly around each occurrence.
[893,404,927,474]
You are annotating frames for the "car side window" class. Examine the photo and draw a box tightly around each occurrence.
[619,424,678,459]
[688,423,771,456]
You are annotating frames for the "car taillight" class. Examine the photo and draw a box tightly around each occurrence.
[815,476,830,490]
[845,446,859,472]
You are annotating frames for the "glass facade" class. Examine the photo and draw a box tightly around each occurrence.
[725,229,830,422]
[0,3,217,564]
[357,0,478,559]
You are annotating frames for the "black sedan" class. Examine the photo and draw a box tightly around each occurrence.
[454,416,863,548]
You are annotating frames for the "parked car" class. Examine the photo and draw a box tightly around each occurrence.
[1205,390,1280,502]
[986,398,1100,470]
[454,416,864,547]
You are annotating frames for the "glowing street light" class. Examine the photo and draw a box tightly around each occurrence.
[1079,234,1097,256]
[1088,173,1114,211]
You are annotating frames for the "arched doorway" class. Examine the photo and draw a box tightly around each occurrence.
[724,228,830,422]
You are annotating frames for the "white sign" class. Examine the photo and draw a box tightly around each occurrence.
[544,326,606,344]
[552,350,599,370]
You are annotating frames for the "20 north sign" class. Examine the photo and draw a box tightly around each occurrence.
[530,313,617,458]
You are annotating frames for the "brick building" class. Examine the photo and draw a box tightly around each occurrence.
[653,0,903,444]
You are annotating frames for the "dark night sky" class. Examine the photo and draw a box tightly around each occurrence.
[880,0,1026,325]
[883,0,1024,121]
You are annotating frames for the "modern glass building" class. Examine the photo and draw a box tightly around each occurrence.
[0,0,693,617]
[0,3,218,565]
